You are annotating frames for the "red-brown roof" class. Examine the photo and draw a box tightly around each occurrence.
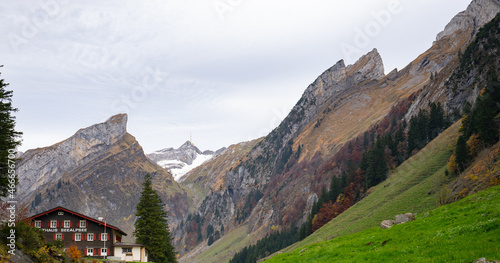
[27,206,127,236]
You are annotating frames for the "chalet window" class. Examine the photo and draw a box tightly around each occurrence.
[79,220,86,228]
[100,233,108,241]
[122,247,132,253]
[64,220,71,228]
[87,233,94,241]
[86,248,93,256]
[50,220,57,228]
[55,233,63,241]
[74,233,81,241]
[34,220,42,228]
[101,248,108,256]
[58,211,64,215]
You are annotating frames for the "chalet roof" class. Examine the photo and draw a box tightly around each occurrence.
[27,206,127,236]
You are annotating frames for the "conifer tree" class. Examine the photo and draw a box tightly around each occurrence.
[134,174,177,263]
[0,68,22,197]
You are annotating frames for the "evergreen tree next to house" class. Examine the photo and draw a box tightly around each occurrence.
[134,174,177,263]
[0,68,22,198]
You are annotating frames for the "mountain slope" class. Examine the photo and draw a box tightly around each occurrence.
[265,184,500,262]
[178,1,500,261]
[276,120,460,255]
[18,114,192,241]
[264,10,500,262]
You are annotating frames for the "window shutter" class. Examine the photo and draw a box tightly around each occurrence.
[53,234,56,240]
[41,221,43,228]
[70,221,73,228]
[83,234,86,241]
[72,234,75,241]
[61,234,64,240]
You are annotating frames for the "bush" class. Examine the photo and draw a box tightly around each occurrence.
[67,245,82,262]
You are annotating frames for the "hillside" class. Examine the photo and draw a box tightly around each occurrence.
[179,1,500,261]
[265,184,500,262]
[274,120,461,255]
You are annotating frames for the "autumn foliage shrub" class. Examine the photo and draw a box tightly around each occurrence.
[67,245,82,262]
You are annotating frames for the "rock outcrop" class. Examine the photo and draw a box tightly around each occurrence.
[436,0,500,42]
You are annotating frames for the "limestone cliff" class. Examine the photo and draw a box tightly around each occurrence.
[18,114,192,242]
[436,0,500,42]
[17,114,128,203]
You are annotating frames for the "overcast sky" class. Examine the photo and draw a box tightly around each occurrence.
[1,0,471,153]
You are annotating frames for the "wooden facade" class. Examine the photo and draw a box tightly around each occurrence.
[27,206,127,259]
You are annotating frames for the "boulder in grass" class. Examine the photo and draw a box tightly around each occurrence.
[395,213,416,224]
[380,220,395,229]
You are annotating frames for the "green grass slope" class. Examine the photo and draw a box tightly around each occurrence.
[265,184,500,262]
[276,121,461,255]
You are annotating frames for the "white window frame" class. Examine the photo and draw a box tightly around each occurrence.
[122,247,132,253]
[64,220,71,228]
[101,233,108,241]
[75,233,81,241]
[86,248,93,256]
[101,248,108,256]
[34,220,41,228]
[79,220,86,228]
[87,233,94,241]
[55,233,63,240]
[50,220,57,228]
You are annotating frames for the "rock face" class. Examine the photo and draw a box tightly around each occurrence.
[17,114,128,203]
[18,114,191,242]
[436,0,500,42]
[147,141,225,181]
[444,12,500,116]
[301,48,384,117]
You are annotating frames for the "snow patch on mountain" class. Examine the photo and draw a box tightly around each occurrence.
[158,152,214,181]
[147,141,225,181]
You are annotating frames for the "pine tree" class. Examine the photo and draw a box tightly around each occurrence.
[134,174,177,263]
[0,68,22,198]
[455,135,469,172]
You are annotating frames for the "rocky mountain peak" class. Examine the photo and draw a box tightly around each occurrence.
[436,0,500,42]
[179,140,202,153]
[346,48,385,82]
[298,48,384,115]
[17,113,129,203]
[147,141,219,181]
[72,113,128,146]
